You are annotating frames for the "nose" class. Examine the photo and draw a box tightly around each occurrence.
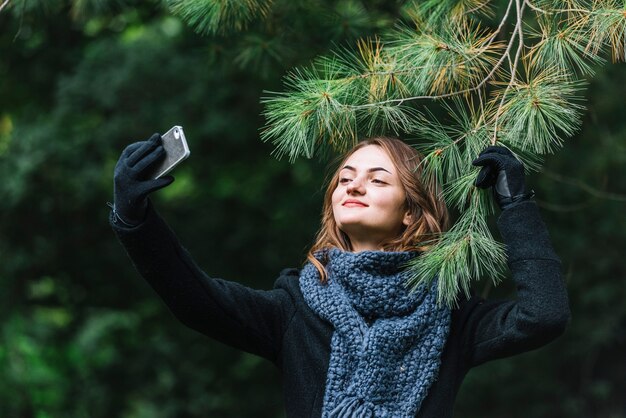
[347,177,365,195]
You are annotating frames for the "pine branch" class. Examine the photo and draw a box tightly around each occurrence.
[413,97,494,186]
[252,0,624,306]
[347,6,517,106]
[583,1,626,62]
[261,65,363,161]
[491,66,585,153]
[492,0,527,144]
[169,0,272,35]
[403,0,495,25]
[329,0,381,39]
[527,15,605,76]
[406,193,507,306]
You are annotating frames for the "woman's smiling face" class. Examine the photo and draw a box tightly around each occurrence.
[331,145,411,252]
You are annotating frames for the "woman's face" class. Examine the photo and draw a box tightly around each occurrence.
[331,145,411,252]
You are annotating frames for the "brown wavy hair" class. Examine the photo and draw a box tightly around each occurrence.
[306,137,449,283]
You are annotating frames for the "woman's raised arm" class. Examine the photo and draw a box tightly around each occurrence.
[110,135,296,363]
[460,200,570,366]
[460,146,571,366]
[110,202,297,363]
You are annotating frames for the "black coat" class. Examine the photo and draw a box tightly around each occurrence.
[110,200,570,418]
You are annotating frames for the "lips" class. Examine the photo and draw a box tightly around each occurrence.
[342,199,368,207]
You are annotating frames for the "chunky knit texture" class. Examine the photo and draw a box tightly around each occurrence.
[299,249,451,418]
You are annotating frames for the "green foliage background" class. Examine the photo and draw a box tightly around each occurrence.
[0,1,624,417]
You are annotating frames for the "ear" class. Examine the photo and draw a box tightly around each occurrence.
[402,210,413,227]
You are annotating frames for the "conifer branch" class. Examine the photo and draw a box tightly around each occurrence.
[249,0,624,305]
[466,0,494,15]
[407,192,505,306]
[347,2,521,107]
[492,0,527,144]
[485,0,517,49]
[525,0,549,14]
[169,0,273,35]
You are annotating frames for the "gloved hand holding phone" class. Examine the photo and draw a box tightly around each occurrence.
[112,133,175,226]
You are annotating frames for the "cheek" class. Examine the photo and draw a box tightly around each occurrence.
[331,191,344,225]
[375,189,404,208]
[331,187,342,207]
[384,191,408,216]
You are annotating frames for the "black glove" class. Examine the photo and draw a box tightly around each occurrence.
[112,133,174,226]
[472,145,534,210]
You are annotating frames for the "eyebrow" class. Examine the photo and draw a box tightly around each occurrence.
[341,165,392,174]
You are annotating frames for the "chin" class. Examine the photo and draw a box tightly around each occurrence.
[336,217,368,230]
[337,222,374,237]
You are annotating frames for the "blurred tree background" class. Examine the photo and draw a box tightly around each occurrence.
[0,1,624,417]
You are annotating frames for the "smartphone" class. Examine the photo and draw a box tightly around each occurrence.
[152,126,191,179]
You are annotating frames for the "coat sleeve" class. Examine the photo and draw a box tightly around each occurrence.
[109,201,297,363]
[460,200,571,367]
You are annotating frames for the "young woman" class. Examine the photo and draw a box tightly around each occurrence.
[110,135,570,418]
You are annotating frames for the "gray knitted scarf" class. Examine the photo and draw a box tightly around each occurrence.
[299,248,451,418]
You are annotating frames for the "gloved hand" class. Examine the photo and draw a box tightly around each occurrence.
[112,133,174,226]
[472,145,534,210]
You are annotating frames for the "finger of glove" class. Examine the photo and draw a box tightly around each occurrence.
[474,165,497,188]
[133,145,166,176]
[140,176,175,197]
[156,175,174,189]
[478,145,515,158]
[115,145,142,181]
[126,134,161,167]
[471,153,506,171]
[477,147,523,173]
[121,142,143,160]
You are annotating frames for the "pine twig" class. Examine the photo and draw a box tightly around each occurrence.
[266,0,518,116]
[492,0,527,144]
[525,0,550,15]
[465,0,494,15]
[348,0,518,107]
[482,0,516,51]
[552,7,593,15]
